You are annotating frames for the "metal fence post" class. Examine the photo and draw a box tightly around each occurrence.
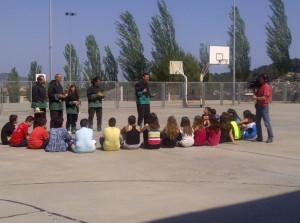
[220,83,223,106]
[115,82,119,110]
[283,82,288,103]
[203,82,206,106]
[237,82,241,105]
[161,82,165,108]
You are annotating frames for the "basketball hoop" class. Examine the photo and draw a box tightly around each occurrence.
[209,46,230,65]
[169,61,188,107]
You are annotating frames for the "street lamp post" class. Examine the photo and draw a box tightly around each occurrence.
[65,12,76,86]
[49,0,52,80]
[232,0,236,105]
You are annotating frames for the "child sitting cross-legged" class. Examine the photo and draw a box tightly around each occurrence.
[101,117,121,151]
[192,115,206,146]
[241,113,257,140]
[10,116,34,147]
[27,117,49,149]
[206,116,221,146]
[178,116,194,147]
[45,118,72,152]
[72,118,96,153]
[161,116,181,148]
[219,112,237,145]
[1,114,18,145]
[121,115,141,150]
[141,112,161,149]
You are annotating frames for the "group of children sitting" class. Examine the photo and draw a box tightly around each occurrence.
[0,115,96,153]
[0,106,256,152]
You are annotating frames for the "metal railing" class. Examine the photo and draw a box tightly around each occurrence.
[0,81,299,113]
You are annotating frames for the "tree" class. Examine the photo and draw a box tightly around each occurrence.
[180,50,200,82]
[228,6,251,82]
[103,46,119,81]
[7,67,20,103]
[199,43,210,82]
[116,11,147,81]
[150,0,180,81]
[266,0,292,76]
[63,43,81,88]
[27,61,42,102]
[83,34,104,83]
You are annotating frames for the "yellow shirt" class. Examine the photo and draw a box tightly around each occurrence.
[103,127,121,151]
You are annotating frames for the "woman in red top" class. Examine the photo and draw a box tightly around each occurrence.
[28,118,49,149]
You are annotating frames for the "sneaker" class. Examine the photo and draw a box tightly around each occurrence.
[97,128,102,132]
[256,138,263,142]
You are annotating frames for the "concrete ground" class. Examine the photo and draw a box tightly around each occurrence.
[0,101,300,223]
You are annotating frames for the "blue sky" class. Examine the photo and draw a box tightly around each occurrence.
[1,0,299,80]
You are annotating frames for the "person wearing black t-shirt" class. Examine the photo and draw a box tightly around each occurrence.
[1,115,18,145]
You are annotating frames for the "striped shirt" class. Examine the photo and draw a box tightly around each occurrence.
[147,130,161,145]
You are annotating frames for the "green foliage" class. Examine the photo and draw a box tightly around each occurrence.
[150,0,180,81]
[116,11,148,81]
[103,46,119,81]
[266,0,292,76]
[83,34,104,82]
[63,43,81,88]
[290,58,300,73]
[27,61,42,102]
[180,51,200,82]
[228,6,251,82]
[7,67,20,103]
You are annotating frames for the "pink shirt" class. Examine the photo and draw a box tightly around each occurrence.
[256,83,272,106]
[194,128,206,146]
[207,127,221,146]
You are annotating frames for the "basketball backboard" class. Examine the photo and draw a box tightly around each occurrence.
[169,61,184,75]
[209,46,230,65]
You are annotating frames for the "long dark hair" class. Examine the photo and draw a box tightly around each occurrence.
[180,116,193,136]
[209,116,220,134]
[67,84,79,100]
[148,113,160,130]
[219,112,232,132]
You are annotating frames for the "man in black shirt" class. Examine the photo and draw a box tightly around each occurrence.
[87,77,104,131]
[32,75,47,128]
[48,73,68,128]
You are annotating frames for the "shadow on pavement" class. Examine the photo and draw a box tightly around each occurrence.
[149,190,300,223]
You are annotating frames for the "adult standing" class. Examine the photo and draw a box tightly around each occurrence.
[253,73,274,143]
[135,73,155,128]
[65,84,80,133]
[48,73,67,128]
[31,75,47,128]
[87,77,104,131]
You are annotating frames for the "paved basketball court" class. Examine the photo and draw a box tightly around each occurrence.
[0,101,299,222]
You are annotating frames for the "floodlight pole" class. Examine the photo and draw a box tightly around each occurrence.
[232,0,236,105]
[49,0,53,80]
[65,12,77,86]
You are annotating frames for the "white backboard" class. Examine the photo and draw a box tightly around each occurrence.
[35,74,46,81]
[209,46,230,65]
[169,61,184,75]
